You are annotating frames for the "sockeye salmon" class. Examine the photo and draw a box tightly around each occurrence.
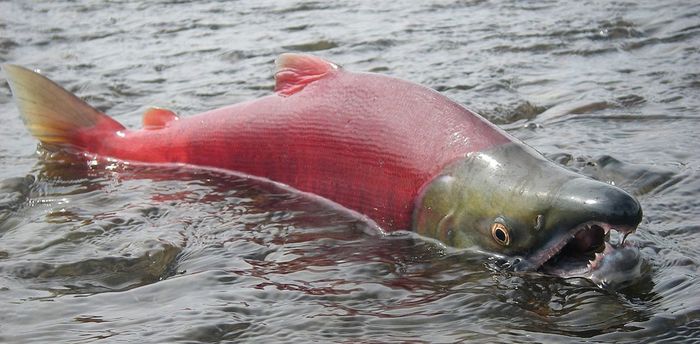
[3,53,643,288]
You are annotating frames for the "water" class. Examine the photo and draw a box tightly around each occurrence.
[1,0,699,342]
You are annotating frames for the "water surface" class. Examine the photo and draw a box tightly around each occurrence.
[1,0,699,342]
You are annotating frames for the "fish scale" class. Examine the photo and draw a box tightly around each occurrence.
[63,59,507,230]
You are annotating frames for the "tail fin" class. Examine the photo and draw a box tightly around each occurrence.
[2,64,125,150]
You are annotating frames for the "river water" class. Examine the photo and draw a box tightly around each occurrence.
[1,0,699,343]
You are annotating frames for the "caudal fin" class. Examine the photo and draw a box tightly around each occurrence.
[2,64,125,150]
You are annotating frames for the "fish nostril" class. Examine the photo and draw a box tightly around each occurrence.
[534,214,544,231]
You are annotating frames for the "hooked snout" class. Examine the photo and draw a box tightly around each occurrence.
[555,178,642,230]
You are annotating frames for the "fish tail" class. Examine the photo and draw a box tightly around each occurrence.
[2,64,125,151]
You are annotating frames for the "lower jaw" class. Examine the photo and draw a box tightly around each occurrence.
[539,242,643,289]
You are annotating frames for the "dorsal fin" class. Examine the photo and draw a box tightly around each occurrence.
[274,53,339,97]
[142,107,179,130]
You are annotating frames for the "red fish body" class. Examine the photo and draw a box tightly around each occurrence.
[4,53,646,287]
[67,54,510,230]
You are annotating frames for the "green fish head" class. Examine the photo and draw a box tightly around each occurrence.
[414,142,643,288]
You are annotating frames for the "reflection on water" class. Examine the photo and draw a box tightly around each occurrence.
[1,0,699,342]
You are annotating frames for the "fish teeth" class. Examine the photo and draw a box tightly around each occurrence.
[621,231,631,245]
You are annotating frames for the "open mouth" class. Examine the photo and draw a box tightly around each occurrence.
[527,221,637,277]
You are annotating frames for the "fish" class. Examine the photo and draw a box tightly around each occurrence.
[2,53,643,288]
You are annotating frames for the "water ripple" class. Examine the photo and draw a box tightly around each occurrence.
[1,0,699,342]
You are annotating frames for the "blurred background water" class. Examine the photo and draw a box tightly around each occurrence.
[0,0,699,342]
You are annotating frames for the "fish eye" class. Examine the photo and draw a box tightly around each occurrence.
[491,222,511,246]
